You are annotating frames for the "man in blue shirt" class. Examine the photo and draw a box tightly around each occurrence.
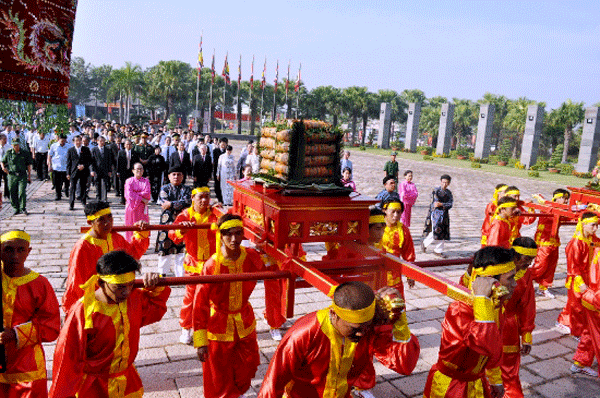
[48,133,70,200]
[375,176,400,210]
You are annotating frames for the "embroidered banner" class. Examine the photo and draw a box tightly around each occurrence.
[0,0,77,104]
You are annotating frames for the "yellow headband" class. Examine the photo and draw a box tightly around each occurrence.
[553,192,566,201]
[493,185,508,204]
[87,208,112,221]
[79,271,136,329]
[504,189,520,196]
[211,219,245,273]
[513,246,538,257]
[496,201,517,211]
[0,230,30,243]
[331,300,376,324]
[369,215,385,224]
[468,261,515,290]
[582,216,599,224]
[574,216,600,243]
[217,219,244,231]
[384,202,402,210]
[192,186,210,196]
[99,272,136,284]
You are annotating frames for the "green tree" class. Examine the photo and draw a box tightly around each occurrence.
[69,57,92,106]
[144,60,194,122]
[452,98,478,147]
[341,86,368,143]
[502,97,536,158]
[547,99,584,163]
[401,89,426,105]
[360,91,379,145]
[378,89,408,140]
[89,64,113,118]
[419,96,447,147]
[477,93,509,150]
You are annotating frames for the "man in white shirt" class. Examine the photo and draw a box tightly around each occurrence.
[48,133,70,200]
[0,134,9,198]
[31,130,51,180]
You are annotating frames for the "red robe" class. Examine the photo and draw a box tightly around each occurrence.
[557,236,598,337]
[423,297,504,398]
[501,269,536,398]
[380,222,415,292]
[168,206,218,329]
[49,286,171,398]
[530,216,561,289]
[574,251,600,369]
[480,201,496,245]
[258,309,420,398]
[0,270,60,398]
[485,216,512,249]
[192,247,266,398]
[62,231,150,313]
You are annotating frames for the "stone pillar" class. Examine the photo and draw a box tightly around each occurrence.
[576,107,600,172]
[377,102,391,149]
[520,105,544,168]
[474,103,495,159]
[405,103,421,152]
[436,103,454,155]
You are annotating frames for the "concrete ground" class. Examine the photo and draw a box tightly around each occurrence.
[3,141,600,397]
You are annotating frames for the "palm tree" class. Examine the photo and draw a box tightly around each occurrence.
[341,86,368,143]
[378,89,407,140]
[452,98,477,148]
[548,99,584,163]
[360,91,379,145]
[106,62,144,123]
[478,93,509,150]
[419,96,447,147]
[145,60,194,121]
[503,97,536,158]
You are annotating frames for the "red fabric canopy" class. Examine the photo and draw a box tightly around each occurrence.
[0,0,77,104]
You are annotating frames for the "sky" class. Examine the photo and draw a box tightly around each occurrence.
[71,0,600,110]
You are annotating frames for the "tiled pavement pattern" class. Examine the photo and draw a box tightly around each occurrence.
[3,141,600,397]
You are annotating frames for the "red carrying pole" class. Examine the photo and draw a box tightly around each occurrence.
[132,270,293,288]
[80,223,213,233]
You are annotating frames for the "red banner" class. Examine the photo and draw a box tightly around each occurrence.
[214,111,259,122]
[0,1,77,104]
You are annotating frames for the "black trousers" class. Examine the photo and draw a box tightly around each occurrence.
[213,172,222,203]
[95,174,110,202]
[69,172,88,208]
[149,173,163,202]
[0,170,8,198]
[35,152,48,180]
[53,171,67,199]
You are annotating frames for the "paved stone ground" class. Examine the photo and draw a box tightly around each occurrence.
[3,141,600,397]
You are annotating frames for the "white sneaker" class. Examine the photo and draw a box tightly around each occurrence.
[352,389,376,398]
[570,363,598,377]
[270,328,282,341]
[179,328,193,345]
[537,289,555,299]
[555,322,571,335]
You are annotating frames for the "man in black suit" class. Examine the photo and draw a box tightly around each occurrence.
[212,137,228,203]
[192,143,212,188]
[169,141,191,184]
[90,136,114,201]
[116,139,139,205]
[66,135,93,210]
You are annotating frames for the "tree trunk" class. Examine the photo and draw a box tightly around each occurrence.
[361,114,367,146]
[351,114,357,143]
[562,127,571,163]
[237,99,242,135]
[119,92,123,124]
[333,114,338,128]
[250,98,256,135]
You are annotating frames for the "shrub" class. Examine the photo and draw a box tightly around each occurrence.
[530,160,548,171]
[558,163,574,174]
[472,157,489,164]
[514,161,526,170]
[489,155,499,163]
[528,171,540,177]
[418,146,432,155]
[573,171,593,178]
[423,155,434,161]
[498,140,512,162]
[549,144,564,167]
[456,146,469,157]
[508,158,517,167]
[471,162,482,168]
[359,146,366,151]
[450,150,458,159]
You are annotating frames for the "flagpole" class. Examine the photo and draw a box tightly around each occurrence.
[260,88,265,129]
[222,52,227,134]
[249,55,254,135]
[285,60,290,119]
[272,60,278,121]
[208,49,215,133]
[194,32,203,132]
[236,54,241,135]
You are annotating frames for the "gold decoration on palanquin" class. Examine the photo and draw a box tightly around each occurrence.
[347,221,359,235]
[288,222,301,237]
[270,219,275,234]
[309,222,338,237]
[376,293,405,322]
[244,206,264,228]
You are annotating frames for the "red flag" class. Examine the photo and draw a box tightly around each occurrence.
[197,35,203,72]
[237,55,242,86]
[274,60,279,92]
[285,61,290,96]
[222,53,230,85]
[250,55,254,90]
[294,63,301,92]
[261,58,266,90]
[211,51,215,84]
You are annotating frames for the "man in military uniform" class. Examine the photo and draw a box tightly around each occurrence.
[1,139,32,215]
[135,133,154,173]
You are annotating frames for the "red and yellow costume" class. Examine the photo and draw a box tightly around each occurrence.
[192,246,266,398]
[168,205,218,329]
[62,230,149,313]
[0,270,60,398]
[49,285,170,398]
[480,185,507,246]
[501,268,536,398]
[557,217,600,337]
[258,309,420,398]
[484,215,513,249]
[577,250,600,373]
[380,221,415,291]
[530,215,561,290]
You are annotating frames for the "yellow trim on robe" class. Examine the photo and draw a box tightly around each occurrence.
[392,312,411,342]
[316,308,357,398]
[473,296,496,323]
[503,345,521,353]
[521,332,532,345]
[83,232,115,254]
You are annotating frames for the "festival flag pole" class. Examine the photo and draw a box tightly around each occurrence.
[260,57,266,128]
[208,49,215,133]
[249,55,254,130]
[285,60,290,119]
[194,32,204,132]
[236,54,242,135]
[221,52,230,133]
[294,63,301,118]
[272,60,279,121]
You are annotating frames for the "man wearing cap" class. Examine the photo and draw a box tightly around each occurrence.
[135,133,153,168]
[0,230,60,397]
[48,133,70,200]
[383,151,399,188]
[375,176,400,210]
[1,138,32,215]
[258,281,420,398]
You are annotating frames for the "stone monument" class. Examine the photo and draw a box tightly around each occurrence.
[576,107,600,173]
[519,105,544,168]
[474,103,495,159]
[436,103,454,155]
[377,102,391,149]
[405,103,421,152]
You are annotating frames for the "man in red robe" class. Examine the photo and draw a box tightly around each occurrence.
[62,201,150,312]
[0,230,60,398]
[556,212,600,337]
[168,186,220,345]
[381,199,415,292]
[480,184,507,246]
[484,197,518,249]
[423,246,517,398]
[50,251,170,398]
[193,215,266,398]
[501,237,538,398]
[576,245,600,377]
[258,281,420,398]
[530,189,570,298]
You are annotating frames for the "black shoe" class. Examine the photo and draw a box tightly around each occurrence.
[13,210,21,215]
[55,197,61,201]
[22,210,28,215]
[69,205,74,210]
[433,252,447,259]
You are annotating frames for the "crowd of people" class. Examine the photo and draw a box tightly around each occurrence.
[2,117,600,398]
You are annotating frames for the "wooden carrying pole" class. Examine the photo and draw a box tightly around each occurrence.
[132,270,292,288]
[80,223,212,233]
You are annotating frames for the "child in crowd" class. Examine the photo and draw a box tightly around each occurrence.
[398,170,418,227]
[0,230,60,397]
[341,166,356,191]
